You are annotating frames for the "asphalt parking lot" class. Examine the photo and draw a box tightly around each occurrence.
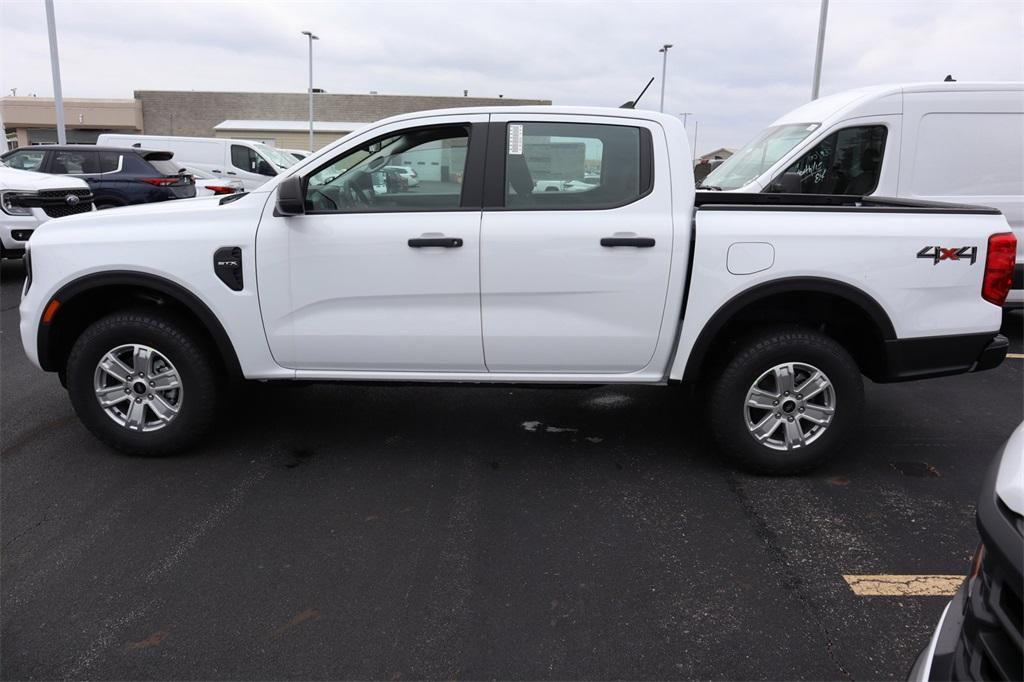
[2,257,1021,681]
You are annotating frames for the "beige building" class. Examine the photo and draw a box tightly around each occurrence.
[1,96,142,149]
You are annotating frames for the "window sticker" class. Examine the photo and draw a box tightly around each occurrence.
[508,124,524,155]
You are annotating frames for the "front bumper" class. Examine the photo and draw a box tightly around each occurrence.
[879,333,1008,382]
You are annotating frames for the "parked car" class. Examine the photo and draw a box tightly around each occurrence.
[19,106,1015,470]
[0,161,93,259]
[0,145,195,209]
[96,134,297,191]
[382,164,418,187]
[280,148,311,161]
[183,166,244,197]
[909,422,1023,682]
[701,81,1024,306]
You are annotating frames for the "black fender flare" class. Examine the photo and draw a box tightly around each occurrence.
[680,276,896,382]
[38,270,243,377]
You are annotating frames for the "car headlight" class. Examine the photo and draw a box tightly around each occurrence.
[1,191,34,216]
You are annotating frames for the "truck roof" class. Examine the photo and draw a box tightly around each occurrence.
[351,105,680,129]
[771,81,1023,127]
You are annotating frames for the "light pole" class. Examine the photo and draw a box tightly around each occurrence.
[810,0,829,100]
[691,120,699,166]
[44,0,66,144]
[678,112,692,130]
[658,44,672,113]
[301,30,319,152]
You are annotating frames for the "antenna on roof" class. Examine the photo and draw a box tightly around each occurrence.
[620,77,655,109]
[944,74,956,82]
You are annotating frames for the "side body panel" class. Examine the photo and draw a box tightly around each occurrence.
[668,207,1008,380]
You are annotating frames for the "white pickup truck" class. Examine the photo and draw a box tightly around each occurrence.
[18,106,1017,473]
[1,163,93,259]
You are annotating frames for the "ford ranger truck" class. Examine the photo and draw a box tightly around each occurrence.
[17,107,1016,474]
[1,162,93,259]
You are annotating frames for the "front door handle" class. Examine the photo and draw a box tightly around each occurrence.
[408,237,463,248]
[601,237,655,248]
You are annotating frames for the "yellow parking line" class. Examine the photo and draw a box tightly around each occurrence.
[1006,353,1024,359]
[843,575,962,596]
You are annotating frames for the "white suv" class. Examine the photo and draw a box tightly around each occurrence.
[0,161,93,258]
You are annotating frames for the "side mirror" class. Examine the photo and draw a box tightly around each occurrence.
[275,176,305,216]
[257,159,276,176]
[769,171,802,194]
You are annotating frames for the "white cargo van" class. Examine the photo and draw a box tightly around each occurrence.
[703,82,1024,305]
[95,134,298,191]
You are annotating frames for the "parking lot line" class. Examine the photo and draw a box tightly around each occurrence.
[842,575,963,596]
[1006,353,1024,359]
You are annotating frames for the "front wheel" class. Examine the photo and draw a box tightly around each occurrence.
[66,309,222,455]
[708,326,864,475]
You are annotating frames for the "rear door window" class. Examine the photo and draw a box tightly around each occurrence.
[51,150,101,175]
[772,125,887,195]
[502,122,647,209]
[98,152,122,173]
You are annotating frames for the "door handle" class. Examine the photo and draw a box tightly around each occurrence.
[226,171,237,175]
[601,237,655,248]
[408,237,463,248]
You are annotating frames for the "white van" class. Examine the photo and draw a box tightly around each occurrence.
[95,134,298,191]
[703,82,1024,305]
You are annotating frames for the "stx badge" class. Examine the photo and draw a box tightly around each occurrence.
[917,245,977,265]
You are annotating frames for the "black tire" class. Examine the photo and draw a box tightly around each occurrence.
[66,309,222,455]
[708,326,864,475]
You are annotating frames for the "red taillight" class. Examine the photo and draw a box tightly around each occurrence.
[206,185,238,195]
[140,177,179,187]
[982,232,1017,306]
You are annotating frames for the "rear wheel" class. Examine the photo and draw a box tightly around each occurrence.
[708,326,863,474]
[66,309,221,455]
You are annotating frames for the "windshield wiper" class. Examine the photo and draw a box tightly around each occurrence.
[696,183,723,191]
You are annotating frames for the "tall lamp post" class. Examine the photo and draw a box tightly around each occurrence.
[301,30,319,152]
[658,44,672,113]
[810,0,829,100]
[678,112,692,130]
[44,0,66,144]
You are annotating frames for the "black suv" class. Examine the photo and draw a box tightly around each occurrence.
[1,145,195,209]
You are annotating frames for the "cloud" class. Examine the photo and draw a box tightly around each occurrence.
[1,0,1021,154]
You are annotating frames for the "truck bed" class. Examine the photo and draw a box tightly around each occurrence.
[694,192,1002,215]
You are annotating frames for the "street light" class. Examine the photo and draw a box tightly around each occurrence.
[810,0,830,100]
[658,44,673,112]
[44,0,66,145]
[678,112,692,130]
[301,30,319,152]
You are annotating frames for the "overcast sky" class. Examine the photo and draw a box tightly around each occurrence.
[2,0,1022,154]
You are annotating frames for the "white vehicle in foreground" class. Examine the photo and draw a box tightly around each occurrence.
[702,81,1024,306]
[19,106,1017,472]
[909,422,1023,682]
[0,162,93,259]
[182,167,244,197]
[95,133,297,191]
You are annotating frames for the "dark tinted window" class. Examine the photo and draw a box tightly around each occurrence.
[231,145,275,175]
[98,152,121,173]
[148,159,184,176]
[305,125,469,213]
[504,122,642,209]
[773,125,887,195]
[51,150,100,174]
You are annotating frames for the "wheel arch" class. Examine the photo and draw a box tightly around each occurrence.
[681,276,897,383]
[38,270,243,379]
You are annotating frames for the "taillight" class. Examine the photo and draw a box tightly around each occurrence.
[982,232,1017,306]
[206,185,238,195]
[140,177,179,186]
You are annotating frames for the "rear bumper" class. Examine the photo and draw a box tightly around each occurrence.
[879,333,1007,382]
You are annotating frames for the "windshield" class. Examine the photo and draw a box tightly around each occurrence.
[254,143,299,170]
[702,123,820,190]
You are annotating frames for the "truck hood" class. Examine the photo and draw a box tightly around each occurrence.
[0,166,90,192]
[995,422,1024,516]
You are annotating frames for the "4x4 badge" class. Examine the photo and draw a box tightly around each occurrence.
[917,245,977,265]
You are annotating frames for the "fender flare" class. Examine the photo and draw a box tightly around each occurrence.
[38,270,243,377]
[680,276,897,382]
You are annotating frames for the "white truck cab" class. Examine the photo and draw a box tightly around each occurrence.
[0,163,93,259]
[703,82,1024,304]
[95,134,298,191]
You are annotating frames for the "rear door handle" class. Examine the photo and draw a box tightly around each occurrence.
[601,237,655,248]
[408,237,463,248]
